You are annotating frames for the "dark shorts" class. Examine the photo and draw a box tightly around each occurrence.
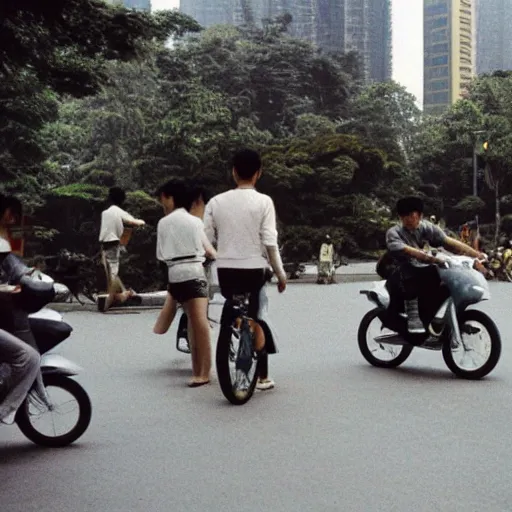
[168,279,209,304]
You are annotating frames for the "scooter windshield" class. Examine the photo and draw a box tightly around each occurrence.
[438,257,489,309]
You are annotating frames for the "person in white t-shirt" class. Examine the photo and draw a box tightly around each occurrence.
[155,180,216,387]
[153,184,210,340]
[99,187,145,312]
[204,149,287,392]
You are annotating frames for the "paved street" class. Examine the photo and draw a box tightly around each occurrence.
[1,281,512,512]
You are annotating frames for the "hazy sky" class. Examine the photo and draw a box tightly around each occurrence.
[151,0,424,104]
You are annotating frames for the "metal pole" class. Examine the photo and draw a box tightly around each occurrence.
[472,142,478,196]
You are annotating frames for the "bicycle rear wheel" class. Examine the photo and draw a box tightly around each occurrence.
[216,318,260,405]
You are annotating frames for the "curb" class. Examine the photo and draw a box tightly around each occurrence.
[48,274,379,313]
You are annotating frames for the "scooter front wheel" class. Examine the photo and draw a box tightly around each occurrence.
[16,374,92,447]
[443,310,501,380]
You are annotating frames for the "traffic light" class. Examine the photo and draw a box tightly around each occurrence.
[483,140,489,152]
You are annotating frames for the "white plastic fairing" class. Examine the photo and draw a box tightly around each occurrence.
[29,308,63,322]
[360,280,390,309]
[41,354,82,376]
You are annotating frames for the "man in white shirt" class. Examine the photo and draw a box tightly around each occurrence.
[204,149,287,391]
[154,180,216,387]
[99,187,145,312]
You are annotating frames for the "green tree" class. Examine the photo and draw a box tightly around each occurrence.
[0,1,200,196]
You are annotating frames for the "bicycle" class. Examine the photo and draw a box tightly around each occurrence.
[215,291,264,405]
[174,269,269,405]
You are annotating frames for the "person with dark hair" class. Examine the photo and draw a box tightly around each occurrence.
[99,187,146,312]
[386,196,486,335]
[154,179,217,387]
[204,149,287,393]
[153,182,214,345]
[0,195,44,424]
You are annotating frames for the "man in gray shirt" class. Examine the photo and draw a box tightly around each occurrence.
[386,197,486,334]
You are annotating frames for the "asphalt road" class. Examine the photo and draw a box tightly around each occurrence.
[1,281,511,512]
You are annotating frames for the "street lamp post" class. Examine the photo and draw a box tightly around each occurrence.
[472,130,486,197]
[472,130,486,230]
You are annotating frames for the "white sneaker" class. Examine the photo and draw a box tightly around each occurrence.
[1,410,16,425]
[256,378,275,391]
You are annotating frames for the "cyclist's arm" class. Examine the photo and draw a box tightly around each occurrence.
[266,246,286,281]
[201,231,217,260]
[203,201,216,247]
[261,198,286,282]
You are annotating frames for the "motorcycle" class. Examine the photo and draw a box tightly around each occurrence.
[487,242,512,282]
[1,254,92,447]
[358,254,501,380]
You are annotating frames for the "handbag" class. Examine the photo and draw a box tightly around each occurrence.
[1,253,55,313]
[375,251,398,280]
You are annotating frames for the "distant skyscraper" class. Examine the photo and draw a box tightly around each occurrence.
[423,0,476,114]
[476,0,512,75]
[179,0,392,83]
[104,0,151,11]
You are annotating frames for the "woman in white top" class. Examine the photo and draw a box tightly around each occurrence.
[155,180,216,387]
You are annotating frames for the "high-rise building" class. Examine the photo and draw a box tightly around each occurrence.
[423,0,476,115]
[179,0,392,83]
[476,0,512,75]
[104,0,151,11]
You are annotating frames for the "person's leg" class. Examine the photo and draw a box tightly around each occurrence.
[247,276,275,390]
[183,297,211,386]
[103,245,131,311]
[0,329,40,424]
[153,292,177,334]
[400,265,424,334]
[12,310,51,408]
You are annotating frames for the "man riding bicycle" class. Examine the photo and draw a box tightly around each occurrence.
[204,149,287,391]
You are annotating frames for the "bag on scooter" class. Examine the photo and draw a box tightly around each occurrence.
[1,254,55,313]
[376,251,398,280]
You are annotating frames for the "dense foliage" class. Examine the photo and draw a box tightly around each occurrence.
[5,3,512,289]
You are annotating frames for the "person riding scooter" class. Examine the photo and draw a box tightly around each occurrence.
[385,197,486,336]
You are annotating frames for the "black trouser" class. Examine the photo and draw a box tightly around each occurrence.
[217,268,274,378]
[386,263,442,323]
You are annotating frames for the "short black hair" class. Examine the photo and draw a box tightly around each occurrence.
[156,179,191,210]
[396,196,424,216]
[233,149,262,180]
[187,183,211,205]
[108,187,126,206]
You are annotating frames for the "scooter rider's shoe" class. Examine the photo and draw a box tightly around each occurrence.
[405,299,425,334]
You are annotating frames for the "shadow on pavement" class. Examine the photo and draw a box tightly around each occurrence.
[355,363,502,384]
[0,441,86,463]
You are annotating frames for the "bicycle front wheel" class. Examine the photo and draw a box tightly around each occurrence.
[216,321,261,405]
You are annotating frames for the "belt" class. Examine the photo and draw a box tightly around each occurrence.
[170,255,197,262]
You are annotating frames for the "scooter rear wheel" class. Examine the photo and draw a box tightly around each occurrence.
[16,374,92,447]
[358,308,413,368]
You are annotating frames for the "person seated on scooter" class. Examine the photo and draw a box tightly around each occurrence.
[0,195,53,410]
[204,148,287,391]
[0,296,41,425]
[155,179,217,388]
[386,196,486,335]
